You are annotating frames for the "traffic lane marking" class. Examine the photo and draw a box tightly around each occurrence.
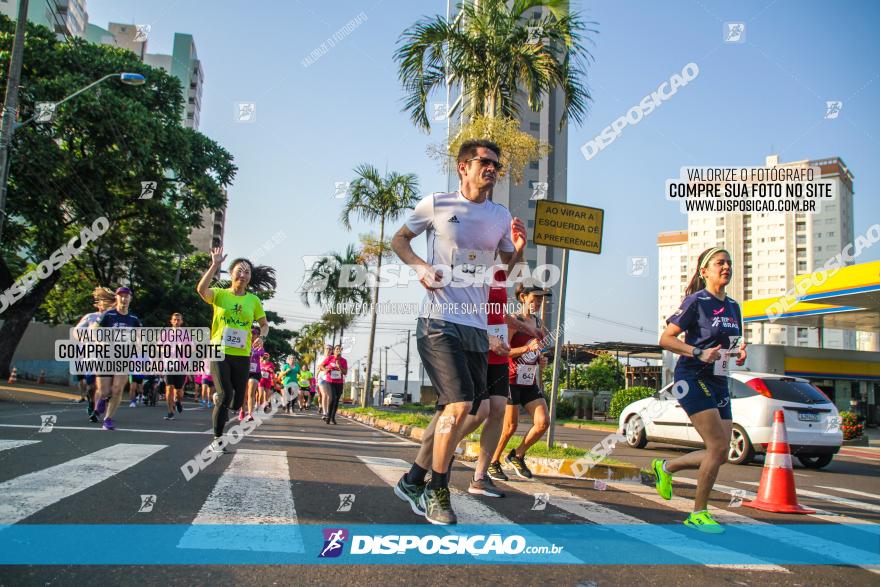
[0,423,413,446]
[0,385,79,401]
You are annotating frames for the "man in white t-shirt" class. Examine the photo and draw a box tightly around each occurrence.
[391,139,526,525]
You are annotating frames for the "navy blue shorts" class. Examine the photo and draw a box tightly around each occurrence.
[674,373,732,420]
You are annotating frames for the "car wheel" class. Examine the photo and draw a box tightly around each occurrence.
[625,415,647,448]
[797,454,833,469]
[728,425,754,465]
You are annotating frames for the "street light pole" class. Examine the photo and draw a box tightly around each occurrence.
[403,329,411,401]
[0,68,144,246]
[0,0,30,245]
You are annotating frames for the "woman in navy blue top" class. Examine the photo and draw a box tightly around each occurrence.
[654,247,747,534]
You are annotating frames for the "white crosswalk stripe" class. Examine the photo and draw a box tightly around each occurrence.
[178,448,303,553]
[356,455,582,563]
[0,443,166,525]
[816,486,880,502]
[740,480,880,515]
[676,478,880,535]
[0,439,40,452]
[607,480,879,574]
[455,462,787,572]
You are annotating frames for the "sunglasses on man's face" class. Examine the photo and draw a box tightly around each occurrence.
[465,157,503,171]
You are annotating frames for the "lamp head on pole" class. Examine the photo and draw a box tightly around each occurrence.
[119,73,146,86]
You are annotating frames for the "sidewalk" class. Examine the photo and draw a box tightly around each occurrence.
[0,381,79,401]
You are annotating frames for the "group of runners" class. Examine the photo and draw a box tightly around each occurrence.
[74,277,342,433]
[386,138,745,534]
[72,136,746,534]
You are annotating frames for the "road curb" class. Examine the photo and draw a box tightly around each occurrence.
[459,441,640,480]
[560,422,620,433]
[339,409,640,480]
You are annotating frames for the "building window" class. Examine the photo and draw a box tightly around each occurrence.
[530,161,539,170]
[528,199,536,208]
[797,261,807,272]
[529,122,540,131]
[827,231,835,237]
[527,220,534,228]
[716,229,724,238]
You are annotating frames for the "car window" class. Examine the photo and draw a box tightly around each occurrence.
[764,379,831,404]
[730,379,758,399]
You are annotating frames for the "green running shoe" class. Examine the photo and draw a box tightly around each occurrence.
[652,458,673,500]
[684,510,724,534]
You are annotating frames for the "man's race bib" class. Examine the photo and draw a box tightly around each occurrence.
[451,249,495,282]
[221,327,247,350]
[487,324,508,346]
[516,364,538,386]
[330,369,342,380]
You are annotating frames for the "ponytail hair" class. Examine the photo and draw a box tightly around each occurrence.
[685,247,730,296]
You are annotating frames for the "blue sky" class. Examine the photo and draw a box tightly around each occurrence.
[87,0,880,379]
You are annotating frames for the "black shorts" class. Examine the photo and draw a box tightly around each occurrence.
[417,318,488,408]
[469,363,510,416]
[129,375,145,384]
[165,374,185,388]
[248,372,260,382]
[508,384,544,407]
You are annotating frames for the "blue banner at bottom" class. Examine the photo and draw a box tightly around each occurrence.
[0,524,877,565]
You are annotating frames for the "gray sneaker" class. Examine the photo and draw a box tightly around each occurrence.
[394,474,426,516]
[421,486,457,525]
[468,475,505,498]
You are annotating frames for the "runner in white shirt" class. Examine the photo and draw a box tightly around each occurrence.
[391,139,526,525]
[75,287,116,418]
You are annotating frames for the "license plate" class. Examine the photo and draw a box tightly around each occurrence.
[798,412,820,422]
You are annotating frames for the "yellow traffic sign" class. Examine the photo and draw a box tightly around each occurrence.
[533,201,604,254]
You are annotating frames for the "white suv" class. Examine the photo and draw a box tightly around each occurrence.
[617,371,842,468]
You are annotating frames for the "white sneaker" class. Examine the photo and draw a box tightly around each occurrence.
[210,439,228,454]
[129,400,137,408]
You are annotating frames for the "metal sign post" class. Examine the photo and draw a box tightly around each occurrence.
[533,200,604,449]
[547,248,569,448]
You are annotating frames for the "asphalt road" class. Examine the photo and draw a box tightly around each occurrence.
[0,384,878,587]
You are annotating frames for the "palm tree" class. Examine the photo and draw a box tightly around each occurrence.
[341,164,420,407]
[300,243,371,343]
[395,0,593,132]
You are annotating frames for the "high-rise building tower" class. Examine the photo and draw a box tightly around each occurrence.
[658,154,857,359]
[443,1,569,329]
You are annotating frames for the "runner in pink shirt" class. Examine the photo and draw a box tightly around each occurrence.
[319,345,348,425]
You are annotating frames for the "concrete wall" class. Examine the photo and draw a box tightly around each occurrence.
[1,321,75,385]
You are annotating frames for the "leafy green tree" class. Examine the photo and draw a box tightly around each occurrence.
[583,353,625,392]
[395,0,592,129]
[340,164,419,407]
[396,0,593,181]
[0,18,235,376]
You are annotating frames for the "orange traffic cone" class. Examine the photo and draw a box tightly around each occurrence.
[7,367,17,384]
[744,410,814,514]
[37,370,45,384]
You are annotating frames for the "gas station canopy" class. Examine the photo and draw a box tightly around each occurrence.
[743,260,880,332]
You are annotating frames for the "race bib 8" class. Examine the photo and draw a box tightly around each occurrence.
[221,327,247,350]
[516,364,538,386]
[714,350,733,376]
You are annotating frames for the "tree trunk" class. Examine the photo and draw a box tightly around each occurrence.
[0,271,62,379]
[362,215,384,407]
